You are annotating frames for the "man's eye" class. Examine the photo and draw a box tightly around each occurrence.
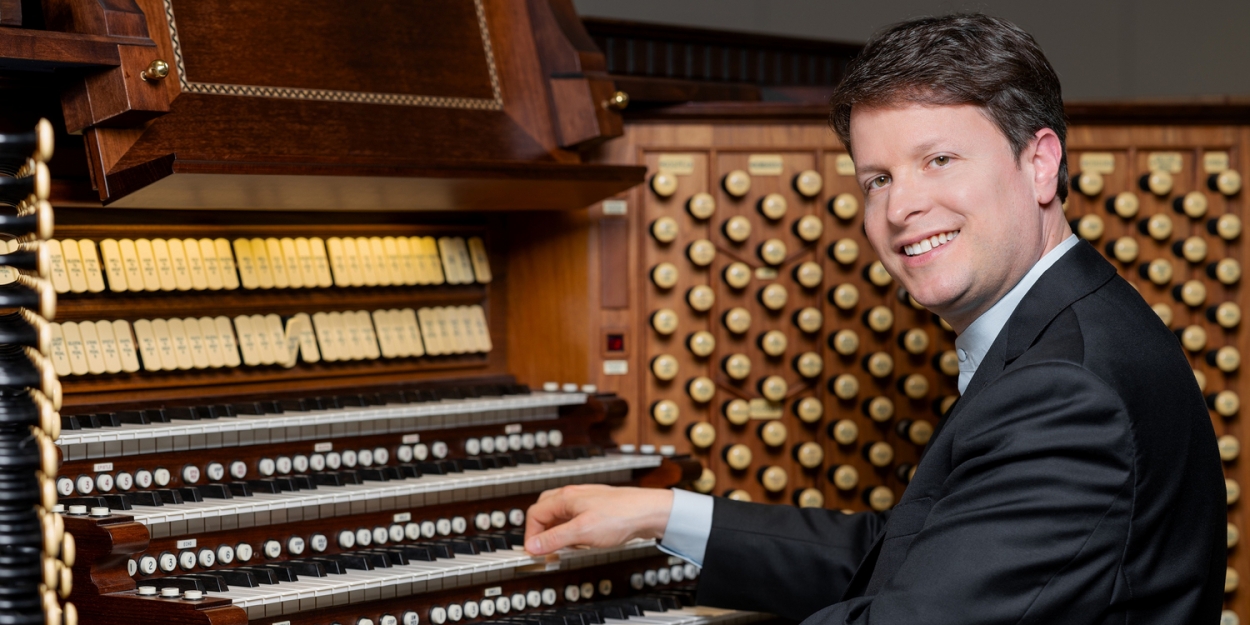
[868,175,890,189]
[932,155,950,166]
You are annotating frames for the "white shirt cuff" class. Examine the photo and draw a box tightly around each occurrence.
[657,489,714,567]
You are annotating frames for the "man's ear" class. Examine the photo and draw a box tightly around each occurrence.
[1030,128,1063,205]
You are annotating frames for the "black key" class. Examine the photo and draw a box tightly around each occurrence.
[383,466,406,480]
[655,595,680,610]
[469,537,494,552]
[461,458,487,471]
[408,390,437,403]
[249,479,282,493]
[508,384,531,395]
[418,462,446,475]
[536,450,556,463]
[234,567,279,584]
[198,483,232,499]
[493,454,516,468]
[514,451,540,465]
[205,404,236,418]
[442,539,480,555]
[311,396,340,410]
[125,491,162,507]
[442,460,463,473]
[627,597,666,612]
[292,475,317,490]
[227,482,253,497]
[362,394,386,406]
[359,551,392,568]
[335,395,365,408]
[114,410,148,425]
[59,496,107,509]
[164,406,200,420]
[96,413,122,427]
[270,477,297,491]
[158,576,206,592]
[337,470,361,485]
[212,569,259,588]
[311,473,344,487]
[436,388,463,400]
[256,564,298,582]
[184,573,229,592]
[324,553,373,570]
[178,487,204,502]
[364,548,408,565]
[480,534,510,550]
[155,489,184,505]
[597,605,634,619]
[417,542,454,559]
[553,448,575,460]
[308,557,346,575]
[358,468,389,482]
[260,400,285,414]
[232,402,265,416]
[396,464,422,479]
[142,408,172,423]
[398,544,436,561]
[100,494,133,510]
[378,391,407,405]
[567,609,603,624]
[285,560,327,578]
[59,415,81,431]
[78,414,100,428]
[569,447,589,460]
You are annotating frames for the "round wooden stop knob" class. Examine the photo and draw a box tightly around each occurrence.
[863,441,895,467]
[1139,170,1173,196]
[1173,191,1209,219]
[793,352,823,378]
[828,329,860,355]
[1207,259,1241,285]
[758,283,789,310]
[651,399,680,426]
[863,351,894,378]
[723,307,752,334]
[1208,390,1239,417]
[1138,213,1173,241]
[1207,302,1241,329]
[692,468,716,493]
[1073,171,1104,196]
[1178,324,1207,352]
[793,441,824,469]
[1105,191,1140,219]
[862,396,894,423]
[1151,302,1174,327]
[1208,214,1242,241]
[1171,280,1206,307]
[864,485,895,511]
[687,422,717,448]
[793,307,823,334]
[934,349,960,376]
[828,464,859,490]
[1226,567,1240,594]
[793,487,824,508]
[793,261,823,288]
[828,373,860,400]
[1071,214,1104,241]
[722,170,751,197]
[725,489,752,501]
[1194,369,1207,393]
[687,239,716,267]
[758,238,788,266]
[863,305,894,332]
[899,373,930,399]
[793,396,823,423]
[1218,434,1241,462]
[686,284,715,311]
[758,465,788,492]
[759,375,788,401]
[650,217,679,243]
[793,215,824,242]
[1227,479,1242,506]
[1172,236,1208,263]
[829,283,860,310]
[1230,524,1241,551]
[723,398,750,425]
[758,330,788,356]
[828,193,859,219]
[687,192,716,219]
[934,395,959,416]
[828,238,859,265]
[899,328,930,354]
[687,330,716,357]
[650,354,679,381]
[722,353,752,380]
[650,309,679,335]
[687,376,716,403]
[864,261,893,287]
[722,216,752,243]
[828,419,859,445]
[1209,170,1242,196]
[897,419,935,445]
[650,172,678,197]
[1207,346,1241,373]
[651,262,679,289]
[723,443,753,470]
[724,262,752,289]
[758,193,788,220]
[793,169,823,197]
[1139,259,1173,286]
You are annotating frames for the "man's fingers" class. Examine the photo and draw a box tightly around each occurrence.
[537,488,562,502]
[524,490,573,545]
[526,515,588,555]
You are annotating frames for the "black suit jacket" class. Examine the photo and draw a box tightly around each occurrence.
[696,242,1226,624]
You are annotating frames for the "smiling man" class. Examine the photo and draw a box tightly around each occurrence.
[525,14,1226,624]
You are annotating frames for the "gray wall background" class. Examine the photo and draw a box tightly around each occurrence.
[573,0,1250,102]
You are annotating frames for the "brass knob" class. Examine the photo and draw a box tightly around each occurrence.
[650,217,679,243]
[726,489,752,502]
[865,485,895,511]
[829,464,859,490]
[759,375,788,401]
[794,261,823,288]
[1218,434,1241,462]
[759,283,789,310]
[687,422,717,448]
[1227,567,1240,594]
[1140,170,1173,196]
[688,376,715,403]
[794,441,824,468]
[1208,302,1241,329]
[1194,368,1207,393]
[723,307,752,334]
[863,396,894,423]
[864,441,895,467]
[1208,259,1241,285]
[935,349,960,376]
[793,307,823,334]
[1210,390,1240,417]
[1074,171,1104,196]
[722,170,752,197]
[1151,302,1174,327]
[829,283,860,310]
[1179,324,1207,352]
[723,444,753,470]
[899,419,935,445]
[828,238,859,265]
[1174,191,1209,219]
[723,353,752,380]
[1209,346,1241,373]
[1072,214,1104,241]
[651,262,679,288]
[864,305,894,333]
[1106,191,1140,219]
[687,239,716,267]
[863,351,894,378]
[758,238,788,265]
[1210,170,1242,196]
[650,308,679,335]
[687,193,716,220]
[829,373,859,400]
[794,396,823,423]
[794,215,824,242]
[759,420,788,447]
[723,398,750,425]
[830,419,859,445]
[1173,280,1206,307]
[936,395,959,416]
[1105,236,1139,264]
[606,90,630,110]
[829,193,859,219]
[722,216,752,243]
[651,354,679,381]
[1209,214,1243,240]
[692,468,716,493]
[687,330,716,357]
[651,400,679,426]
[140,59,170,82]
[687,284,716,311]
[1229,522,1241,549]
[900,328,930,354]
[1139,213,1173,241]
[900,373,930,399]
[760,330,790,360]
[793,170,823,197]
[650,172,678,197]
[864,261,892,287]
[794,487,825,508]
[758,465,788,492]
[1228,478,1241,506]
[794,352,822,378]
[829,329,860,355]
[758,193,788,220]
[724,262,752,289]
[1140,258,1173,286]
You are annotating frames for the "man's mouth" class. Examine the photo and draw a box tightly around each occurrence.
[903,230,959,257]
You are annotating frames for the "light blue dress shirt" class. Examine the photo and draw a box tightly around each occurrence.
[658,234,1080,567]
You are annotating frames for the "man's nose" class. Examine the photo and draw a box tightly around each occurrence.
[885,178,930,227]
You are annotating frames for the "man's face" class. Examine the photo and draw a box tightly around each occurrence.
[852,103,1051,331]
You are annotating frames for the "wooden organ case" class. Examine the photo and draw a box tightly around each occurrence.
[0,2,753,625]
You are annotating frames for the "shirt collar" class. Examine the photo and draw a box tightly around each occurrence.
[953,234,1079,393]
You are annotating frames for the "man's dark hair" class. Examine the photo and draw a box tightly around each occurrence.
[830,13,1068,202]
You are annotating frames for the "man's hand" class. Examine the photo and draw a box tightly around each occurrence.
[524,485,674,555]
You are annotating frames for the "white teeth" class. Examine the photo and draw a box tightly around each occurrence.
[903,230,959,256]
